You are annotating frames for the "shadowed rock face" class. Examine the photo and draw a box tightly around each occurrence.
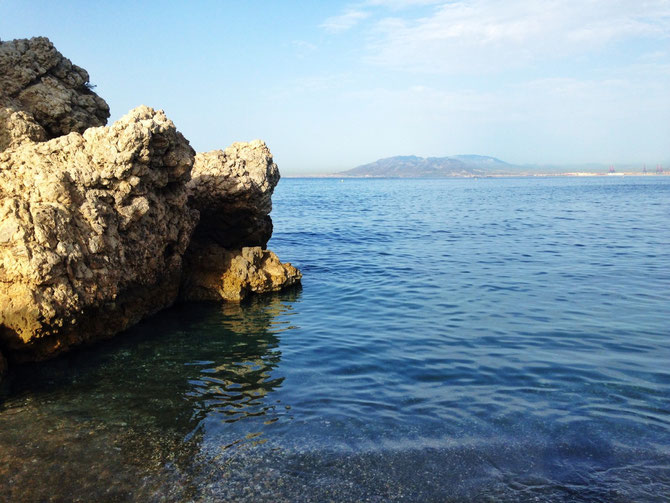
[0,37,110,144]
[0,106,198,361]
[183,141,291,304]
[188,140,279,249]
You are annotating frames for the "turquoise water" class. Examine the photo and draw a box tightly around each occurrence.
[1,177,669,502]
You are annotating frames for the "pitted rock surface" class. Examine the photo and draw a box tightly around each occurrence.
[0,37,301,370]
[0,106,198,360]
[0,107,47,152]
[0,37,109,145]
[182,245,301,302]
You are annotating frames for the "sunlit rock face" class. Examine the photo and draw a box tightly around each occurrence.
[0,37,300,367]
[0,37,110,145]
[0,107,48,152]
[181,245,301,302]
[0,106,198,361]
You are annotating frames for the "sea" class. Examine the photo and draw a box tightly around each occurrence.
[0,176,669,502]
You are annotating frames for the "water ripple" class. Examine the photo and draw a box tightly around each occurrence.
[0,177,669,501]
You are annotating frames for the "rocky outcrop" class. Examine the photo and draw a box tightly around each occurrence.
[182,245,301,302]
[0,106,198,361]
[181,140,295,303]
[188,140,279,249]
[182,140,297,302]
[0,37,300,368]
[0,37,110,144]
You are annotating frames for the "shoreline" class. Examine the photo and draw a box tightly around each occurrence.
[283,172,670,179]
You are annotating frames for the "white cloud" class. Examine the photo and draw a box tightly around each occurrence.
[313,0,670,164]
[320,0,443,34]
[365,0,670,73]
[321,9,371,33]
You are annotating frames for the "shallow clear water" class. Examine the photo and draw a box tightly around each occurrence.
[1,177,669,502]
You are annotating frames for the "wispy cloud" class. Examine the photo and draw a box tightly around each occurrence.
[365,0,444,9]
[312,0,670,164]
[365,0,670,73]
[291,40,318,58]
[321,9,371,33]
[321,0,442,34]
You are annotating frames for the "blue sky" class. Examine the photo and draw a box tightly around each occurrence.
[2,0,669,174]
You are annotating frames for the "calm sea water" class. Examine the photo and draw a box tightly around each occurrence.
[1,177,669,502]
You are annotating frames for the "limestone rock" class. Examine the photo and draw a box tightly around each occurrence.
[0,105,198,361]
[0,37,301,370]
[0,37,109,144]
[182,141,300,304]
[188,140,279,249]
[0,107,47,151]
[181,245,301,302]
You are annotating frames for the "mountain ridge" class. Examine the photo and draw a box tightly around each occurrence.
[336,155,662,177]
[339,155,519,177]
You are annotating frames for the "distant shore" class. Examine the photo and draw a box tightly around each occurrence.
[284,172,670,179]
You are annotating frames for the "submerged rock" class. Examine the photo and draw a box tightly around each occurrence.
[182,245,301,302]
[0,37,110,144]
[0,106,198,361]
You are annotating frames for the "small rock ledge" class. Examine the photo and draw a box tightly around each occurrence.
[182,245,302,302]
[0,37,301,373]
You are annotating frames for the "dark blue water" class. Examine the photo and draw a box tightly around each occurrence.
[1,177,669,502]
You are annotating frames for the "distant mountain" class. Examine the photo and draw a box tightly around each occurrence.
[335,155,660,177]
[339,155,521,177]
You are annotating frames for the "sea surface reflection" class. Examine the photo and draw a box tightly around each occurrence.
[0,291,300,502]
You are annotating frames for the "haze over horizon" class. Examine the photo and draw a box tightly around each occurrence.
[2,0,669,175]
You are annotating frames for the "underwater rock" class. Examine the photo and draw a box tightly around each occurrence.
[181,245,301,302]
[0,106,198,361]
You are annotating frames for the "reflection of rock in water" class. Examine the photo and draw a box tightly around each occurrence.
[188,292,297,429]
[0,288,301,502]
